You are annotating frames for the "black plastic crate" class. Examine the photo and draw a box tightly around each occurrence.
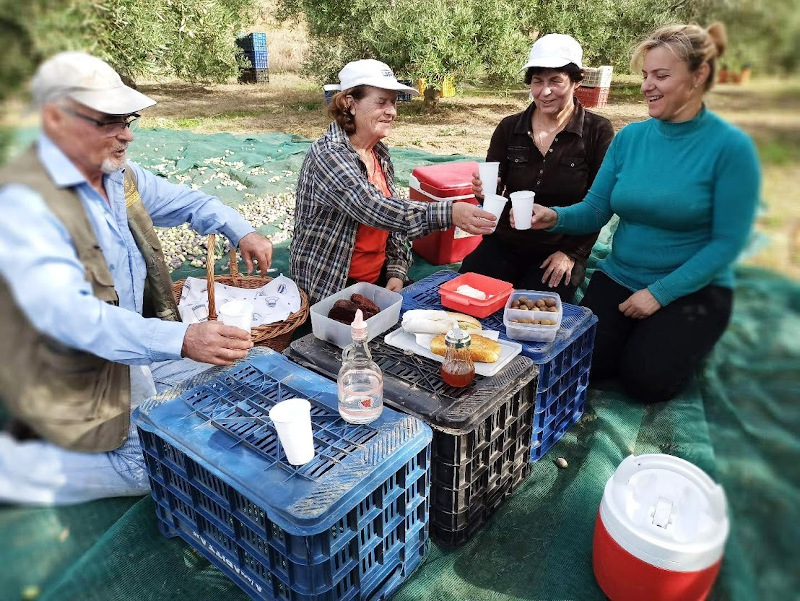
[286,332,537,548]
[238,67,269,84]
[397,79,414,102]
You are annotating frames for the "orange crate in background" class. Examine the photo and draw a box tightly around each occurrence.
[574,86,610,108]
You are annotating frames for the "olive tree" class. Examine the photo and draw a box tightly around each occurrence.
[0,0,261,161]
[276,0,800,86]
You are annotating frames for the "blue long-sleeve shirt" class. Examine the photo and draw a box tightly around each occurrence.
[549,107,761,306]
[0,135,255,364]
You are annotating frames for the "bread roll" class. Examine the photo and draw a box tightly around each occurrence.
[430,333,502,363]
[402,309,481,334]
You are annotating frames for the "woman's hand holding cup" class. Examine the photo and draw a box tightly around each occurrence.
[530,204,558,229]
[452,202,497,235]
[509,203,558,229]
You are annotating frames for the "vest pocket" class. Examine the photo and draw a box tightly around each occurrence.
[31,338,106,422]
[85,255,120,305]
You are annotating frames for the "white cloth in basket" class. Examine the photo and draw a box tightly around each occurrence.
[178,274,301,327]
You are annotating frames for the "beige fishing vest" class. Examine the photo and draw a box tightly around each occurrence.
[0,146,179,452]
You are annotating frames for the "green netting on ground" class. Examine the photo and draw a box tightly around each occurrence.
[1,130,798,601]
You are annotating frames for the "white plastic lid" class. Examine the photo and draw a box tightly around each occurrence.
[350,309,368,339]
[599,454,729,572]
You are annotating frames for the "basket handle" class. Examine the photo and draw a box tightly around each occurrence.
[205,234,241,320]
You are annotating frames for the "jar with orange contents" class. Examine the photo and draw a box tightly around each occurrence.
[440,321,475,387]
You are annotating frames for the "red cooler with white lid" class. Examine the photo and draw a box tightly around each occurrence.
[409,161,482,265]
[593,454,729,601]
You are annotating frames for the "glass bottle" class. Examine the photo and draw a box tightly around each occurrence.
[337,309,383,424]
[440,321,475,387]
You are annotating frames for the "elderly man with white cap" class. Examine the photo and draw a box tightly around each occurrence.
[0,51,274,504]
[461,33,614,303]
[291,59,497,304]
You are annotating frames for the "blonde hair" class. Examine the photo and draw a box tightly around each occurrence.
[631,22,727,91]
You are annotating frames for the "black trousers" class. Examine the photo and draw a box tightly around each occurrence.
[582,271,733,403]
[459,235,585,303]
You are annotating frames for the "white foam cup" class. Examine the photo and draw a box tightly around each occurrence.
[478,161,500,197]
[510,190,535,230]
[218,300,254,332]
[269,398,315,465]
[482,194,507,231]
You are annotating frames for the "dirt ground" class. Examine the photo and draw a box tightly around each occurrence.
[135,73,653,156]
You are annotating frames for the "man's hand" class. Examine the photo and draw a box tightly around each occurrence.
[386,277,404,292]
[452,203,496,235]
[181,322,253,365]
[238,232,273,275]
[540,251,575,288]
[619,289,662,319]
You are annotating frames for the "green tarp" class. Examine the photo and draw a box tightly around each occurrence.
[1,130,798,601]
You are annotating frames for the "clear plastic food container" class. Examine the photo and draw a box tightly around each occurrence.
[503,290,563,342]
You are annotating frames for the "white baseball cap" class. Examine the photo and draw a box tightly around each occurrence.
[30,51,156,115]
[332,59,418,95]
[522,34,583,70]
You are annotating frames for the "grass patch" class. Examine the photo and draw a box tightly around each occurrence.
[609,81,644,104]
[751,130,800,165]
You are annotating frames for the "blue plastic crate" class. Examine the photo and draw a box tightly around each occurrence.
[134,348,432,601]
[237,32,268,52]
[243,50,269,69]
[531,384,587,460]
[401,269,596,461]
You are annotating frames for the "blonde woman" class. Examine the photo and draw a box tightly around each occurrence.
[528,23,761,403]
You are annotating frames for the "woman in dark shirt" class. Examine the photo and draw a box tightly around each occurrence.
[461,33,614,302]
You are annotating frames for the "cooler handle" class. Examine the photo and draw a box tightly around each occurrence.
[408,174,420,190]
[613,454,727,521]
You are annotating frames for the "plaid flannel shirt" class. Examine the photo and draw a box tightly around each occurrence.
[290,122,452,304]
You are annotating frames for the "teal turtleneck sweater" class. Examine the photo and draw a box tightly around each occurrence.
[550,106,761,306]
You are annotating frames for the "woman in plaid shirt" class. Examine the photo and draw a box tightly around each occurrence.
[291,59,496,304]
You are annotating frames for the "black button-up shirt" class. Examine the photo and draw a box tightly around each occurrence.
[487,99,614,260]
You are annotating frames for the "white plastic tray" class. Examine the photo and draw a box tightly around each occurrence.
[383,329,522,377]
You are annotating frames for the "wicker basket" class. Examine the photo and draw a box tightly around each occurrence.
[172,234,309,351]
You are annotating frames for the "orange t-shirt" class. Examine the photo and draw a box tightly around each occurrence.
[348,153,391,283]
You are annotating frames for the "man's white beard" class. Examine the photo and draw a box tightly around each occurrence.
[101,156,126,174]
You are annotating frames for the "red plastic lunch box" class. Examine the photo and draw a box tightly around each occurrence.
[593,454,729,601]
[409,161,482,265]
[438,272,513,319]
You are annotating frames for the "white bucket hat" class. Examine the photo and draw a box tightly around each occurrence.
[332,59,418,95]
[30,51,156,115]
[522,34,583,70]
